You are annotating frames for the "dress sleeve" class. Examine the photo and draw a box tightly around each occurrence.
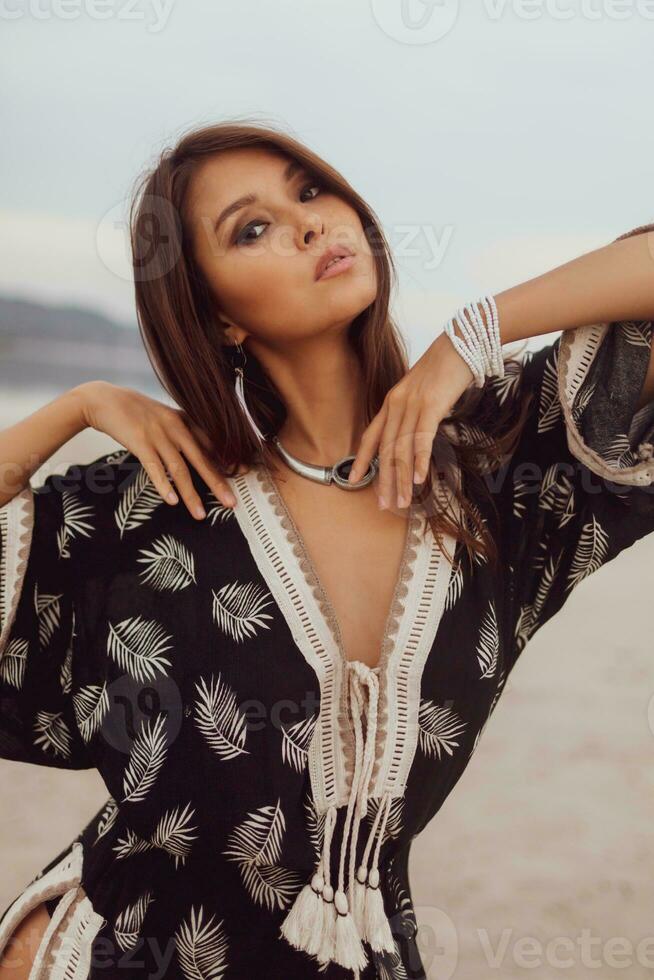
[464,221,654,675]
[0,447,131,768]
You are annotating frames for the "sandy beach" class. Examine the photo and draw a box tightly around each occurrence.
[1,413,653,979]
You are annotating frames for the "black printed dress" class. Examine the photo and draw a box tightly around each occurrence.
[1,222,654,980]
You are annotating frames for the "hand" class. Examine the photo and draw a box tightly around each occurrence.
[78,381,244,519]
[347,333,476,510]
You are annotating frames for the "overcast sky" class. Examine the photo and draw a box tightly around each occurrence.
[1,0,652,360]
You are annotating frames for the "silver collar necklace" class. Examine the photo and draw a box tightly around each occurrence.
[271,435,379,490]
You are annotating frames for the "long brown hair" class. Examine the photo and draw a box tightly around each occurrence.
[128,116,533,572]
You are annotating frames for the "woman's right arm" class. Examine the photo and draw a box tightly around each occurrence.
[0,381,238,516]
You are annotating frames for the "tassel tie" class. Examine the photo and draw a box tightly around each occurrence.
[280,661,397,975]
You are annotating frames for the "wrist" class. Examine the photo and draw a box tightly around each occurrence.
[66,382,99,432]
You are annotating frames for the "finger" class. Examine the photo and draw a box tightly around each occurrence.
[175,432,238,509]
[347,409,386,486]
[393,401,421,508]
[413,405,442,484]
[136,448,183,507]
[157,443,208,520]
[377,394,406,511]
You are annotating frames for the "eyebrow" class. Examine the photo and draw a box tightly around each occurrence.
[212,159,303,238]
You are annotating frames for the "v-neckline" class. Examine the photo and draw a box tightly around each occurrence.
[226,458,458,811]
[259,458,417,676]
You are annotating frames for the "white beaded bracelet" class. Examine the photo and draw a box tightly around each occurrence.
[443,294,505,388]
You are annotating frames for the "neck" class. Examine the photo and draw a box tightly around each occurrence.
[247,334,368,463]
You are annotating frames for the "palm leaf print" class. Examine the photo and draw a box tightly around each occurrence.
[94,798,119,844]
[150,802,198,868]
[107,614,173,682]
[514,602,536,654]
[33,710,72,759]
[566,514,609,591]
[193,673,249,761]
[476,601,499,679]
[444,558,464,611]
[174,905,229,980]
[365,796,405,841]
[532,548,563,617]
[488,358,523,406]
[373,943,409,979]
[121,713,168,803]
[280,713,317,772]
[222,800,303,911]
[570,379,597,425]
[60,643,73,695]
[73,681,110,743]
[212,581,274,643]
[114,802,198,868]
[621,320,652,347]
[537,348,562,433]
[113,827,152,862]
[512,479,530,519]
[418,699,467,760]
[137,534,197,592]
[463,501,489,566]
[206,492,236,526]
[114,890,155,952]
[56,490,95,559]
[115,466,163,538]
[602,433,637,469]
[386,863,418,939]
[304,794,327,862]
[105,448,131,466]
[537,469,576,529]
[0,638,28,689]
[34,582,63,650]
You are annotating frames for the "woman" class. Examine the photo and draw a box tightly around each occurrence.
[0,121,653,980]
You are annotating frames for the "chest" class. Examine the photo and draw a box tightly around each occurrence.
[269,467,411,670]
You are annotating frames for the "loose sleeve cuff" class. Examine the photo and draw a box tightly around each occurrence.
[556,221,654,488]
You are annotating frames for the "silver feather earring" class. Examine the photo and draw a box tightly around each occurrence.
[233,341,267,444]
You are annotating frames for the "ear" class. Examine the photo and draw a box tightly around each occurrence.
[220,323,250,348]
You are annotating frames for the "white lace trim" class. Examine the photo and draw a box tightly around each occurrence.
[0,841,106,979]
[227,463,458,812]
[0,485,34,658]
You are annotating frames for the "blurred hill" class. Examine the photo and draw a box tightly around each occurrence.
[0,294,161,395]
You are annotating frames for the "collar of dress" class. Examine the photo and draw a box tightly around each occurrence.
[226,457,460,974]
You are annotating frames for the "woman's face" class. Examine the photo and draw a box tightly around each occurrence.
[186,147,378,349]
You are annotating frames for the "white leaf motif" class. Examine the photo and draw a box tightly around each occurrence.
[212,581,274,643]
[73,681,110,743]
[114,890,155,952]
[193,673,249,761]
[174,904,229,980]
[115,467,163,538]
[137,534,197,592]
[280,713,317,773]
[107,614,173,682]
[121,713,168,803]
[418,699,467,760]
[222,800,303,911]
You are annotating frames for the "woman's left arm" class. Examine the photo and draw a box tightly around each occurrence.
[496,225,654,409]
[349,222,654,508]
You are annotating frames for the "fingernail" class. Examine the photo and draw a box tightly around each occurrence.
[195,504,206,519]
[378,496,387,510]
[398,494,409,508]
[225,494,237,507]
[413,470,424,484]
[167,490,178,504]
[349,468,358,483]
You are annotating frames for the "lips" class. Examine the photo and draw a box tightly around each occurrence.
[315,243,356,281]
